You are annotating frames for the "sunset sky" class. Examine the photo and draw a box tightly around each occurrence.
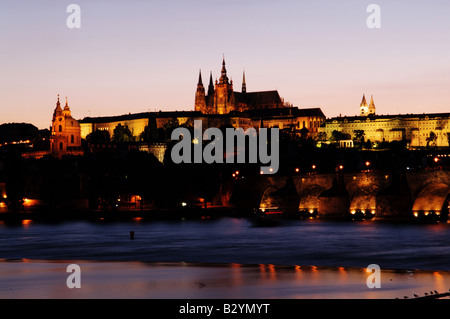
[1,0,450,129]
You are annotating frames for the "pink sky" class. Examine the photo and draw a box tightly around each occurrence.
[1,0,449,129]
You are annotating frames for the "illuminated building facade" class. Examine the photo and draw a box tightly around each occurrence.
[321,95,450,147]
[50,95,82,157]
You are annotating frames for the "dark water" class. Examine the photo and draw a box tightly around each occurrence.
[1,217,450,271]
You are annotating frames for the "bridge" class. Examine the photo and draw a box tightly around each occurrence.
[227,169,450,221]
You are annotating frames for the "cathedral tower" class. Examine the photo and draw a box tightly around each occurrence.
[214,57,234,114]
[194,70,206,112]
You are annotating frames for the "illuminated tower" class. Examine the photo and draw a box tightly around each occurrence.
[214,57,234,114]
[359,94,369,116]
[194,70,206,112]
[50,95,82,157]
[369,95,376,115]
[242,70,246,94]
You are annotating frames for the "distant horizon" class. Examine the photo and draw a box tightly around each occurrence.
[1,1,449,129]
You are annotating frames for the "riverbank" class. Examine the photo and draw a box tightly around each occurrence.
[1,259,450,299]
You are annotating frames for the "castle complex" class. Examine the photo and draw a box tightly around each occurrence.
[39,58,450,159]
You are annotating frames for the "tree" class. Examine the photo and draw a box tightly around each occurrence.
[353,130,365,149]
[426,131,437,148]
[86,129,111,145]
[316,132,327,142]
[112,124,133,143]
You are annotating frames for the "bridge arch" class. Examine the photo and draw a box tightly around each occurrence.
[349,188,377,219]
[412,183,450,220]
[298,184,327,214]
[259,179,299,214]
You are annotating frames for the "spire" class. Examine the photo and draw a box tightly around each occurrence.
[56,94,61,109]
[369,95,376,115]
[197,69,203,86]
[65,96,69,108]
[207,71,214,96]
[242,70,246,93]
[219,56,228,84]
[360,94,368,107]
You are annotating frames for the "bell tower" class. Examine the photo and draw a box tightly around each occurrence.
[214,57,234,114]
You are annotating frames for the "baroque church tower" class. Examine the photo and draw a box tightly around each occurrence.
[50,95,82,157]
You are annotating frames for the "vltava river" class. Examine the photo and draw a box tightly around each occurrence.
[1,217,450,271]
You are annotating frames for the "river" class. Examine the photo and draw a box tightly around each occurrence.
[2,217,450,299]
[1,217,450,271]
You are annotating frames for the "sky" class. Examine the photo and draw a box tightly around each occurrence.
[1,0,450,129]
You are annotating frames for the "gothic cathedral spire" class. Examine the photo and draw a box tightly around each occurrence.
[194,69,206,112]
[242,70,246,93]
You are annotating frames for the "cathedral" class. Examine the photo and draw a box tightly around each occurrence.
[195,58,287,114]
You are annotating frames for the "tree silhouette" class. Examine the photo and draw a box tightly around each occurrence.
[112,124,133,143]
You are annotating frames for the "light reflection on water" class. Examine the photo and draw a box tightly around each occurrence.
[1,259,450,299]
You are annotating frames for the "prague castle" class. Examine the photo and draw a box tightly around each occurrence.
[31,58,449,155]
[195,58,287,114]
[80,58,326,141]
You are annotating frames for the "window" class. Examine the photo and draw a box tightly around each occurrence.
[59,142,63,150]
[59,125,62,132]
[71,135,74,143]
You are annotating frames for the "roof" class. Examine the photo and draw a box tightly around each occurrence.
[79,111,203,124]
[233,90,282,107]
[245,107,325,118]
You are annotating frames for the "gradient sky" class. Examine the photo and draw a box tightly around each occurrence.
[1,0,450,129]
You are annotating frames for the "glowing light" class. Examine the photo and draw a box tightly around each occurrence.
[2,194,6,199]
[365,161,371,167]
[22,219,32,226]
[232,173,236,177]
[309,209,314,214]
[181,202,187,207]
[371,210,376,215]
[351,210,356,215]
[434,157,439,163]
[413,212,419,218]
[424,212,429,216]
[133,217,143,222]
[235,171,239,175]
[312,165,316,169]
[295,168,300,173]
[339,165,344,170]
[361,210,365,214]
[269,168,273,173]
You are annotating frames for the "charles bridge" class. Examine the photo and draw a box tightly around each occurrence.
[228,169,450,221]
